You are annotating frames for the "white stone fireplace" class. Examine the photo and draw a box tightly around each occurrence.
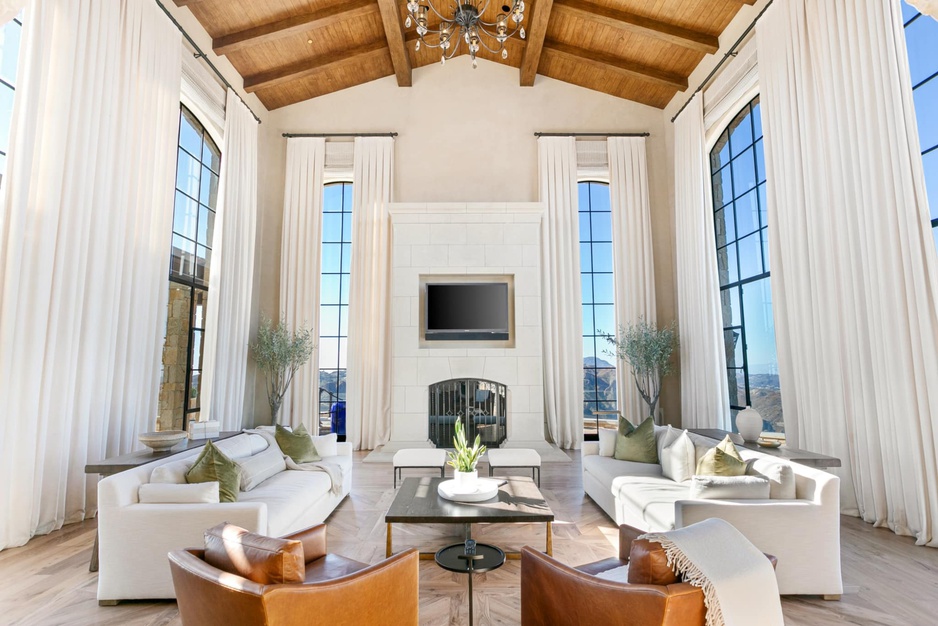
[366,202,566,461]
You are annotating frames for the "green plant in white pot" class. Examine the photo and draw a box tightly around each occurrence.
[250,315,316,425]
[447,417,487,492]
[603,318,678,425]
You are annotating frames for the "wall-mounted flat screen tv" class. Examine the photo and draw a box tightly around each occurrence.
[425,283,510,341]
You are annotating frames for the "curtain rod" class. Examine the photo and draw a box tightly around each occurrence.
[282,133,398,138]
[534,132,650,137]
[670,0,774,124]
[154,0,263,125]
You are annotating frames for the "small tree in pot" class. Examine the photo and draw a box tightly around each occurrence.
[250,315,316,425]
[447,417,487,490]
[603,318,677,424]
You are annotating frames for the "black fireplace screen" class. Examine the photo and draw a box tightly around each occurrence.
[428,379,507,448]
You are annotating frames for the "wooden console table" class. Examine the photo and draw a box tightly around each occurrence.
[688,429,841,469]
[84,431,239,571]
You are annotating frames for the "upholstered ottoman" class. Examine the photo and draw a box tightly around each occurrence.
[487,448,541,486]
[392,449,447,488]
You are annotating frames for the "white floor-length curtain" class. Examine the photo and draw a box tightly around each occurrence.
[674,95,732,431]
[607,137,658,425]
[0,0,180,550]
[345,137,394,450]
[539,137,584,449]
[279,138,325,431]
[200,90,258,432]
[758,0,938,544]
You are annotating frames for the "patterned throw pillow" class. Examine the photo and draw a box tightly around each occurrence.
[613,417,659,464]
[185,440,242,502]
[695,435,748,476]
[275,423,321,464]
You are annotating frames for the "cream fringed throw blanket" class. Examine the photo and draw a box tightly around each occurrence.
[245,429,346,496]
[640,519,783,626]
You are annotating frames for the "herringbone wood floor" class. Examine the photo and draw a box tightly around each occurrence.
[2,450,937,625]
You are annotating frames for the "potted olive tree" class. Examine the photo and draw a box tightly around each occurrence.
[447,417,487,492]
[250,315,315,425]
[604,319,677,425]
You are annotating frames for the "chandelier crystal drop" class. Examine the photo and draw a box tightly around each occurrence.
[405,0,525,68]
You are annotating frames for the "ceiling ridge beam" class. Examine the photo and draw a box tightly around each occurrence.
[553,0,719,54]
[213,0,379,57]
[542,40,688,90]
[243,39,389,93]
[520,0,554,86]
[376,0,413,86]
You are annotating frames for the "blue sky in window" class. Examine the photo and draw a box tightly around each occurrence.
[903,2,938,228]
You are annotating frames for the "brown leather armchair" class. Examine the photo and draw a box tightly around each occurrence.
[521,524,777,626]
[169,524,419,626]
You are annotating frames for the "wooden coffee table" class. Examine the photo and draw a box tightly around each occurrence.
[385,476,554,560]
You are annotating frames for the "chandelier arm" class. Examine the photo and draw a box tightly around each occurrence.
[475,33,505,54]
[446,35,462,59]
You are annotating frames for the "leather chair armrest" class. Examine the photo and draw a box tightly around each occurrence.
[284,524,327,563]
[618,524,644,560]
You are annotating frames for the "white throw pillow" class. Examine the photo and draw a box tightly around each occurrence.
[598,428,617,457]
[660,430,696,483]
[237,446,287,491]
[689,475,771,500]
[138,482,219,503]
[312,433,339,457]
[595,563,630,583]
[150,459,193,484]
[746,457,797,499]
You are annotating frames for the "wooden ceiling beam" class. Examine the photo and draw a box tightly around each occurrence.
[376,0,413,86]
[243,40,389,93]
[542,40,687,90]
[213,0,379,57]
[520,0,554,86]
[552,0,718,54]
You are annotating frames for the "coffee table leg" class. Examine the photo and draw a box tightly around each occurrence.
[467,560,474,625]
[546,521,552,556]
[386,523,392,558]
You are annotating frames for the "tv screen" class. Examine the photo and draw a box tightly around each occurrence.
[425,283,509,340]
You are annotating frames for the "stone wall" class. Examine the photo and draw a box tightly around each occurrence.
[158,285,191,431]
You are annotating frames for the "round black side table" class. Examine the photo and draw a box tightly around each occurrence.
[435,540,506,625]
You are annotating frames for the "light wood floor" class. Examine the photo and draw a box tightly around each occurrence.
[2,451,937,625]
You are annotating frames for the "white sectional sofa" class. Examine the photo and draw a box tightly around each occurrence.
[96,432,352,602]
[582,427,843,596]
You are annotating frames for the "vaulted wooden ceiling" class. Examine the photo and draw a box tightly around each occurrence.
[174,0,755,110]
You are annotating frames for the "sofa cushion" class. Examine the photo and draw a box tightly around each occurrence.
[661,430,696,483]
[186,441,242,502]
[655,425,682,460]
[237,445,287,491]
[276,424,321,464]
[628,538,680,585]
[611,475,690,531]
[695,435,747,476]
[213,433,268,461]
[311,433,339,457]
[745,456,796,500]
[138,482,219,503]
[583,454,663,489]
[595,563,631,583]
[238,469,333,536]
[203,522,305,585]
[614,417,658,464]
[689,475,771,500]
[150,459,194,484]
[598,428,617,457]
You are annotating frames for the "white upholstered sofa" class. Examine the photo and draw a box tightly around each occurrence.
[582,427,842,596]
[96,432,352,602]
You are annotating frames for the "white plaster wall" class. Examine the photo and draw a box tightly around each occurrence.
[389,203,546,445]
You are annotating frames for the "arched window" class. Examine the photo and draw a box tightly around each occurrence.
[0,12,24,179]
[710,96,782,434]
[578,180,617,439]
[902,2,938,247]
[318,181,352,437]
[158,106,221,431]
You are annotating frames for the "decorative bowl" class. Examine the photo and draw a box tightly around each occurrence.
[756,439,782,449]
[138,430,187,451]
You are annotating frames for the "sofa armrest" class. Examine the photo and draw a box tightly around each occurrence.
[582,442,600,457]
[284,524,327,562]
[336,442,353,457]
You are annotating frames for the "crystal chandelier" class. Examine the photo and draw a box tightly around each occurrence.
[404,0,526,68]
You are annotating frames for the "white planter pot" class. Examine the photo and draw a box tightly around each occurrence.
[736,406,764,443]
[454,469,478,492]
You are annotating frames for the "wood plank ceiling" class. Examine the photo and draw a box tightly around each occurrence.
[174,0,756,110]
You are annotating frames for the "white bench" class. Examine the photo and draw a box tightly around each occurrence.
[392,449,448,488]
[487,448,541,486]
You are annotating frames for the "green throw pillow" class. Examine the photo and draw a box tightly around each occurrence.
[613,416,658,464]
[185,440,242,503]
[696,435,747,476]
[275,424,321,464]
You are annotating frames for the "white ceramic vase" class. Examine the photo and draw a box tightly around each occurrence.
[736,406,764,443]
[454,469,478,492]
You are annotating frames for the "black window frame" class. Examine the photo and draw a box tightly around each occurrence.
[0,14,24,175]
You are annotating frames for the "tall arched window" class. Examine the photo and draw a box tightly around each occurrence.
[902,2,938,247]
[318,181,352,436]
[158,106,221,431]
[710,96,782,434]
[578,180,617,439]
